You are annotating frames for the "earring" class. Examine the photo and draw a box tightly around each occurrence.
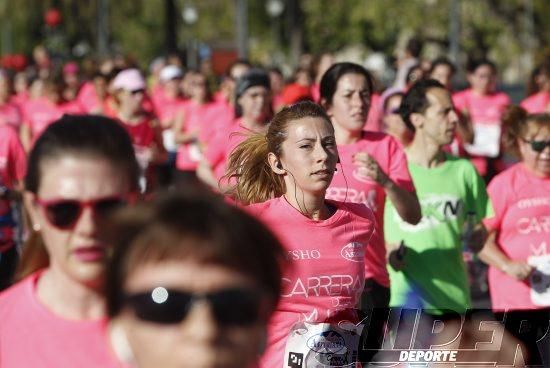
[32,223,41,232]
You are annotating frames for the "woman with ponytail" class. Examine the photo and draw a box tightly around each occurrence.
[478,106,549,366]
[0,115,139,367]
[226,101,375,368]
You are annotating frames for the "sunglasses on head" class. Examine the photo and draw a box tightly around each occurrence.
[523,139,550,153]
[35,196,128,230]
[123,287,265,327]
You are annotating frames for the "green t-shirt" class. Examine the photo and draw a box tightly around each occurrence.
[384,154,492,314]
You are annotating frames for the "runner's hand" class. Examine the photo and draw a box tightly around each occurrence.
[388,242,407,271]
[501,261,533,281]
[353,152,390,186]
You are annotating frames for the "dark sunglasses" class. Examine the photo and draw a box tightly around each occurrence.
[130,89,145,96]
[35,196,129,230]
[123,287,265,326]
[523,139,550,153]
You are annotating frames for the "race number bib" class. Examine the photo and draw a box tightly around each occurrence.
[162,129,178,152]
[283,321,363,367]
[528,254,550,306]
[464,123,501,158]
[188,142,202,162]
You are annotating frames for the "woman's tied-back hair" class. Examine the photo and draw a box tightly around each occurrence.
[18,114,140,280]
[25,114,140,194]
[104,190,285,317]
[502,105,550,157]
[224,101,333,205]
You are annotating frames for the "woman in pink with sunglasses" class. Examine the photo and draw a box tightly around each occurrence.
[0,115,140,367]
[478,106,550,366]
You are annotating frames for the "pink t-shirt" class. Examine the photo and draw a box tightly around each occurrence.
[150,84,168,111]
[23,97,65,139]
[483,163,550,311]
[117,115,160,150]
[0,102,22,129]
[204,120,259,180]
[77,81,109,114]
[10,92,29,111]
[520,92,550,114]
[59,100,85,115]
[175,101,225,171]
[326,132,415,287]
[364,93,382,132]
[248,196,375,368]
[155,96,187,128]
[0,125,26,252]
[310,83,320,103]
[0,272,121,368]
[453,89,511,175]
[23,98,83,142]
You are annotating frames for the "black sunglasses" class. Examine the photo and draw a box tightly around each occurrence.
[35,196,129,230]
[123,287,265,326]
[130,89,145,95]
[523,139,550,153]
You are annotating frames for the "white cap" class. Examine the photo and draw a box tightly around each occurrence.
[112,69,146,91]
[159,65,183,82]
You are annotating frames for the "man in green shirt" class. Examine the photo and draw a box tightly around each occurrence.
[385,79,491,316]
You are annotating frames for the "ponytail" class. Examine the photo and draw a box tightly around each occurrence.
[224,133,285,205]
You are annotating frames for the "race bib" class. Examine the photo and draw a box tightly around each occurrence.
[528,254,550,306]
[464,123,501,158]
[162,129,178,152]
[283,320,363,367]
[188,142,202,162]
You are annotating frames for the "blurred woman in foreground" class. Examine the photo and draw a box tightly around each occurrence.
[105,192,284,368]
[0,115,139,367]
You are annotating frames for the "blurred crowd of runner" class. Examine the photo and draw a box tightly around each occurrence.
[0,38,548,367]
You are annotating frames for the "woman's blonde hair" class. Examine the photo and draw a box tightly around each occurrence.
[224,101,333,204]
[502,105,550,157]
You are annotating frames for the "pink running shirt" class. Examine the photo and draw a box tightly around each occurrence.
[248,196,375,368]
[364,93,382,132]
[22,97,65,139]
[520,92,550,114]
[453,89,510,175]
[203,120,259,180]
[0,272,121,368]
[483,163,550,311]
[155,96,187,129]
[0,102,22,129]
[326,132,415,287]
[77,81,109,114]
[175,101,224,171]
[10,92,29,111]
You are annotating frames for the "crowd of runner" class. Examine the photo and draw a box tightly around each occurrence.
[0,39,548,367]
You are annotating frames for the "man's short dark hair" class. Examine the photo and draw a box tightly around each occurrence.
[406,38,423,58]
[399,79,446,131]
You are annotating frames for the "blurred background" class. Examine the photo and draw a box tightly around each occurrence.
[0,0,548,98]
